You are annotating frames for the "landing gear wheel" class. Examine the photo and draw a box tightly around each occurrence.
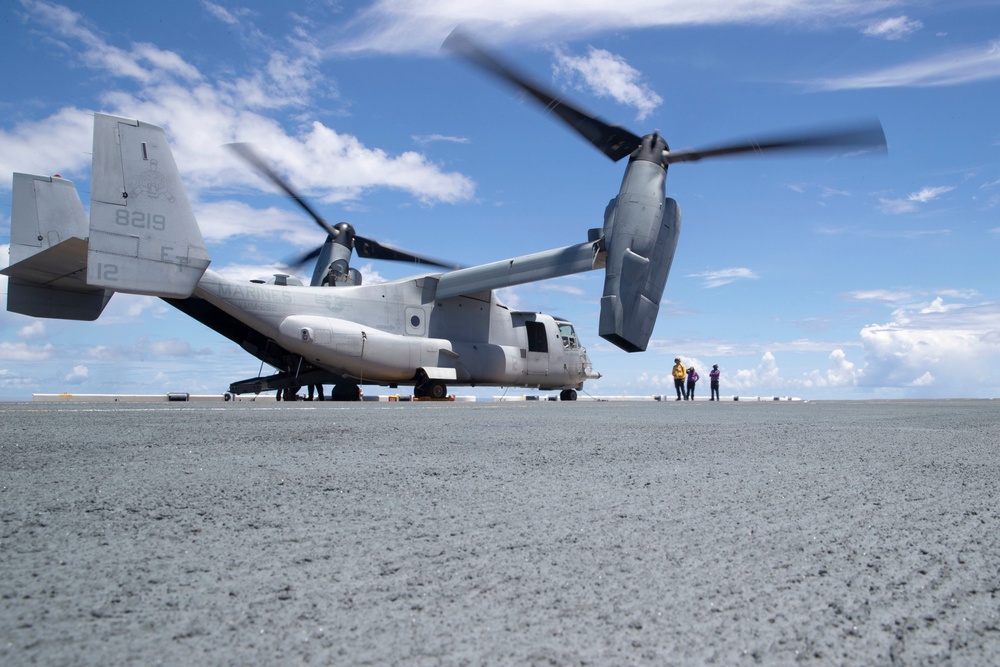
[424,380,448,400]
[560,389,578,401]
[331,383,362,401]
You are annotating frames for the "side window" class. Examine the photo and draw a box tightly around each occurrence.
[525,321,548,353]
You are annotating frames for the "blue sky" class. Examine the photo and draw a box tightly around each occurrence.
[1,0,998,400]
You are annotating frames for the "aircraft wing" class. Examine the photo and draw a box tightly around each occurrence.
[434,240,602,300]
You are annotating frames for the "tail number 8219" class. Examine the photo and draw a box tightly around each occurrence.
[115,210,166,230]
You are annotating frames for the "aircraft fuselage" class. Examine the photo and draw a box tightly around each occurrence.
[195,270,598,390]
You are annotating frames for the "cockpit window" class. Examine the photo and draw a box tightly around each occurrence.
[558,322,578,349]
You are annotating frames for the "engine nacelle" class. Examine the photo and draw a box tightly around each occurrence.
[598,159,681,352]
[278,315,458,383]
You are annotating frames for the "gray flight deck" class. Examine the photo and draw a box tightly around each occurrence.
[2,399,998,664]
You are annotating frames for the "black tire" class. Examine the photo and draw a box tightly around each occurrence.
[425,380,447,399]
[331,383,362,401]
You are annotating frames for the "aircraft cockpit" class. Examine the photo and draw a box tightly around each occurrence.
[557,321,579,349]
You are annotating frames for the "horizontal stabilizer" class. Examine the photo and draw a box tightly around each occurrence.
[87,114,210,298]
[3,238,113,321]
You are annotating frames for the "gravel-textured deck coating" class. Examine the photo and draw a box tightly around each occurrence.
[2,399,998,665]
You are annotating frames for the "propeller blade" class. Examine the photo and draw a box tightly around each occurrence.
[663,120,887,164]
[227,142,339,237]
[355,235,462,270]
[281,244,324,271]
[443,29,642,162]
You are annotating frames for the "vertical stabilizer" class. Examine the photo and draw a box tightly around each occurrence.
[87,113,210,297]
[9,173,88,265]
[2,173,112,320]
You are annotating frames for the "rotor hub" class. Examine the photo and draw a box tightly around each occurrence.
[630,133,670,167]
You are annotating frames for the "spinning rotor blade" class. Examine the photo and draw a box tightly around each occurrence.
[443,29,641,162]
[282,244,325,271]
[355,236,461,270]
[228,143,461,271]
[227,142,339,237]
[663,121,887,164]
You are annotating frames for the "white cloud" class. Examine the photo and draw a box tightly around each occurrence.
[878,185,955,214]
[728,351,781,391]
[26,1,201,85]
[0,368,32,387]
[412,134,471,145]
[329,1,889,54]
[202,1,243,27]
[553,46,662,120]
[0,341,55,361]
[4,0,475,210]
[858,300,1000,391]
[83,336,212,361]
[688,267,759,288]
[195,200,319,246]
[65,364,88,384]
[844,289,913,304]
[920,296,949,314]
[0,107,95,185]
[812,36,1000,89]
[496,286,523,311]
[862,16,922,41]
[879,197,918,215]
[636,371,671,388]
[148,339,200,357]
[799,349,860,388]
[908,185,955,203]
[844,289,980,313]
[542,283,586,297]
[17,321,46,339]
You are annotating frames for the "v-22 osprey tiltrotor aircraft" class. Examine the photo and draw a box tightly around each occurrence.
[2,32,886,400]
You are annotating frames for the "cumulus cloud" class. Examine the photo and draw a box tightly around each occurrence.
[552,46,662,120]
[800,349,860,388]
[17,321,46,339]
[729,351,782,391]
[65,364,88,384]
[858,300,1000,391]
[3,0,476,217]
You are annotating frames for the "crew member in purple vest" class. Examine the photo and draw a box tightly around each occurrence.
[686,366,699,400]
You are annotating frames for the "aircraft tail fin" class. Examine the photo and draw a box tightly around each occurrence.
[2,173,112,320]
[87,113,210,298]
